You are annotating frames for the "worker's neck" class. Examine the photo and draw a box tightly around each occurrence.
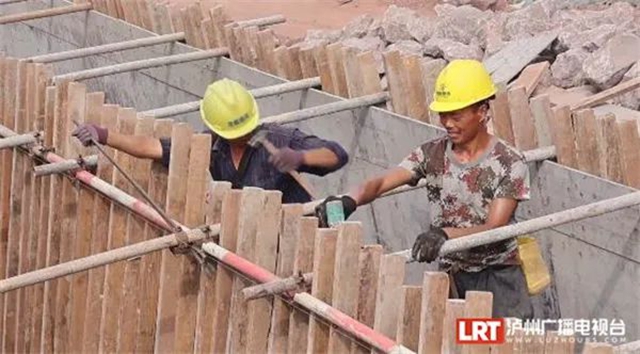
[451,129,492,161]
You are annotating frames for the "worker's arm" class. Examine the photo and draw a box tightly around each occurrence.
[274,127,348,176]
[106,131,163,160]
[442,198,519,239]
[349,167,415,206]
[72,123,163,160]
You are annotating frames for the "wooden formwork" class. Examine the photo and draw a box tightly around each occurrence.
[0,56,627,354]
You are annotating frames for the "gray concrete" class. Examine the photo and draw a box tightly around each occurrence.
[2,0,639,342]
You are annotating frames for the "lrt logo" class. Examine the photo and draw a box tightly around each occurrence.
[456,318,505,344]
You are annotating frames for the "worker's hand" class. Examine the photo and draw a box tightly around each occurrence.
[72,123,108,146]
[314,195,357,228]
[411,226,448,263]
[269,147,304,173]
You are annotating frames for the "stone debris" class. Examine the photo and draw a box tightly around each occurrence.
[293,0,640,110]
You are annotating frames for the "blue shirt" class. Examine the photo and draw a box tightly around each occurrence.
[159,124,349,204]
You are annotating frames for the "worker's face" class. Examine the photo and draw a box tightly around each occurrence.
[439,103,488,145]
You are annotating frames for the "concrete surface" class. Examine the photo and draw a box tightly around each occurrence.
[1,0,639,342]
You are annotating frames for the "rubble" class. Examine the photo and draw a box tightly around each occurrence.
[613,61,640,110]
[386,40,425,57]
[551,48,590,88]
[503,2,558,41]
[305,29,342,43]
[342,14,375,39]
[582,34,640,90]
[381,5,416,43]
[424,38,484,61]
[432,4,491,46]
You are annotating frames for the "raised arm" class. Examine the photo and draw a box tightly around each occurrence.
[72,123,163,160]
[349,167,415,206]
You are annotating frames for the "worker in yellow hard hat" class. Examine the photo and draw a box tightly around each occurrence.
[316,59,534,319]
[72,78,349,204]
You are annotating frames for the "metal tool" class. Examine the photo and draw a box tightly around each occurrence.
[248,130,318,199]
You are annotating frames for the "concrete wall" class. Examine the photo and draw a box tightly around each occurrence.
[2,0,639,341]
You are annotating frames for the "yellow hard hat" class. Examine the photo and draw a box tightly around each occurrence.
[429,59,497,113]
[200,78,259,140]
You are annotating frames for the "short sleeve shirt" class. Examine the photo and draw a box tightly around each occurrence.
[398,136,530,272]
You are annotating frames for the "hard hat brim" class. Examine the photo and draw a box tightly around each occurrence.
[199,96,260,140]
[429,90,496,113]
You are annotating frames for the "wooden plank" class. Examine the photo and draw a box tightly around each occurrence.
[529,94,554,147]
[267,204,303,353]
[442,299,465,354]
[583,342,614,354]
[134,119,173,354]
[572,109,600,176]
[327,43,349,98]
[232,26,250,65]
[181,3,206,49]
[307,228,338,354]
[168,4,184,33]
[342,46,363,98]
[510,61,550,97]
[0,57,6,348]
[201,18,218,49]
[373,254,406,339]
[150,2,173,34]
[403,54,430,123]
[97,108,137,354]
[490,90,516,146]
[383,50,409,116]
[396,286,422,353]
[484,31,559,86]
[314,44,335,95]
[136,0,153,31]
[245,26,261,70]
[92,0,108,14]
[550,106,578,169]
[508,86,538,150]
[572,77,640,111]
[224,23,240,62]
[227,187,265,353]
[247,191,283,354]
[210,5,230,48]
[41,82,68,354]
[67,91,103,353]
[596,114,624,183]
[82,103,120,354]
[286,216,318,354]
[115,116,155,354]
[299,47,319,79]
[421,59,446,126]
[352,247,383,354]
[462,291,493,354]
[288,46,304,80]
[209,190,243,354]
[417,272,449,354]
[15,62,35,354]
[273,46,289,79]
[30,83,55,354]
[327,222,362,353]
[154,122,193,352]
[193,181,232,353]
[121,0,141,26]
[256,29,277,74]
[616,118,640,189]
[173,133,213,354]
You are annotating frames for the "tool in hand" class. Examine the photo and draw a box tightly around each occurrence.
[71,120,213,271]
[248,130,318,199]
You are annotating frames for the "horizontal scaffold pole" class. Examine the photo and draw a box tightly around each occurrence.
[0,3,92,25]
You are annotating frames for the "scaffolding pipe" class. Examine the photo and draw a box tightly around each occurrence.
[0,132,39,149]
[141,76,322,118]
[0,3,92,25]
[0,123,174,231]
[243,272,312,300]
[236,14,286,28]
[53,48,228,83]
[522,145,556,163]
[0,227,212,293]
[28,32,186,64]
[262,92,390,125]
[33,154,99,176]
[201,242,414,354]
[0,0,26,5]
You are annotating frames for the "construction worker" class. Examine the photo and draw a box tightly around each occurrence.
[315,60,534,319]
[72,78,349,203]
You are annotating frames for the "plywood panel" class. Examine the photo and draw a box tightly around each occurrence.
[508,86,538,150]
[417,272,449,354]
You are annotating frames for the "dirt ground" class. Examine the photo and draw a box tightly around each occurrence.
[169,0,439,40]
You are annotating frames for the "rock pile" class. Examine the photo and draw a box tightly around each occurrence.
[296,0,640,109]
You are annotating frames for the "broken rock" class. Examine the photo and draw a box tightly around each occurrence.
[583,34,640,90]
[424,38,484,61]
[556,23,629,53]
[341,37,386,74]
[305,29,343,43]
[432,4,491,46]
[613,61,640,110]
[381,5,415,43]
[342,14,375,39]
[503,3,558,41]
[386,40,425,57]
[440,0,502,11]
[551,48,589,88]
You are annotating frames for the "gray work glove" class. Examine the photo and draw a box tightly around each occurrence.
[72,123,108,146]
[411,226,448,263]
[269,147,304,173]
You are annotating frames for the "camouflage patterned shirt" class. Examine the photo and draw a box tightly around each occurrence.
[398,135,530,272]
